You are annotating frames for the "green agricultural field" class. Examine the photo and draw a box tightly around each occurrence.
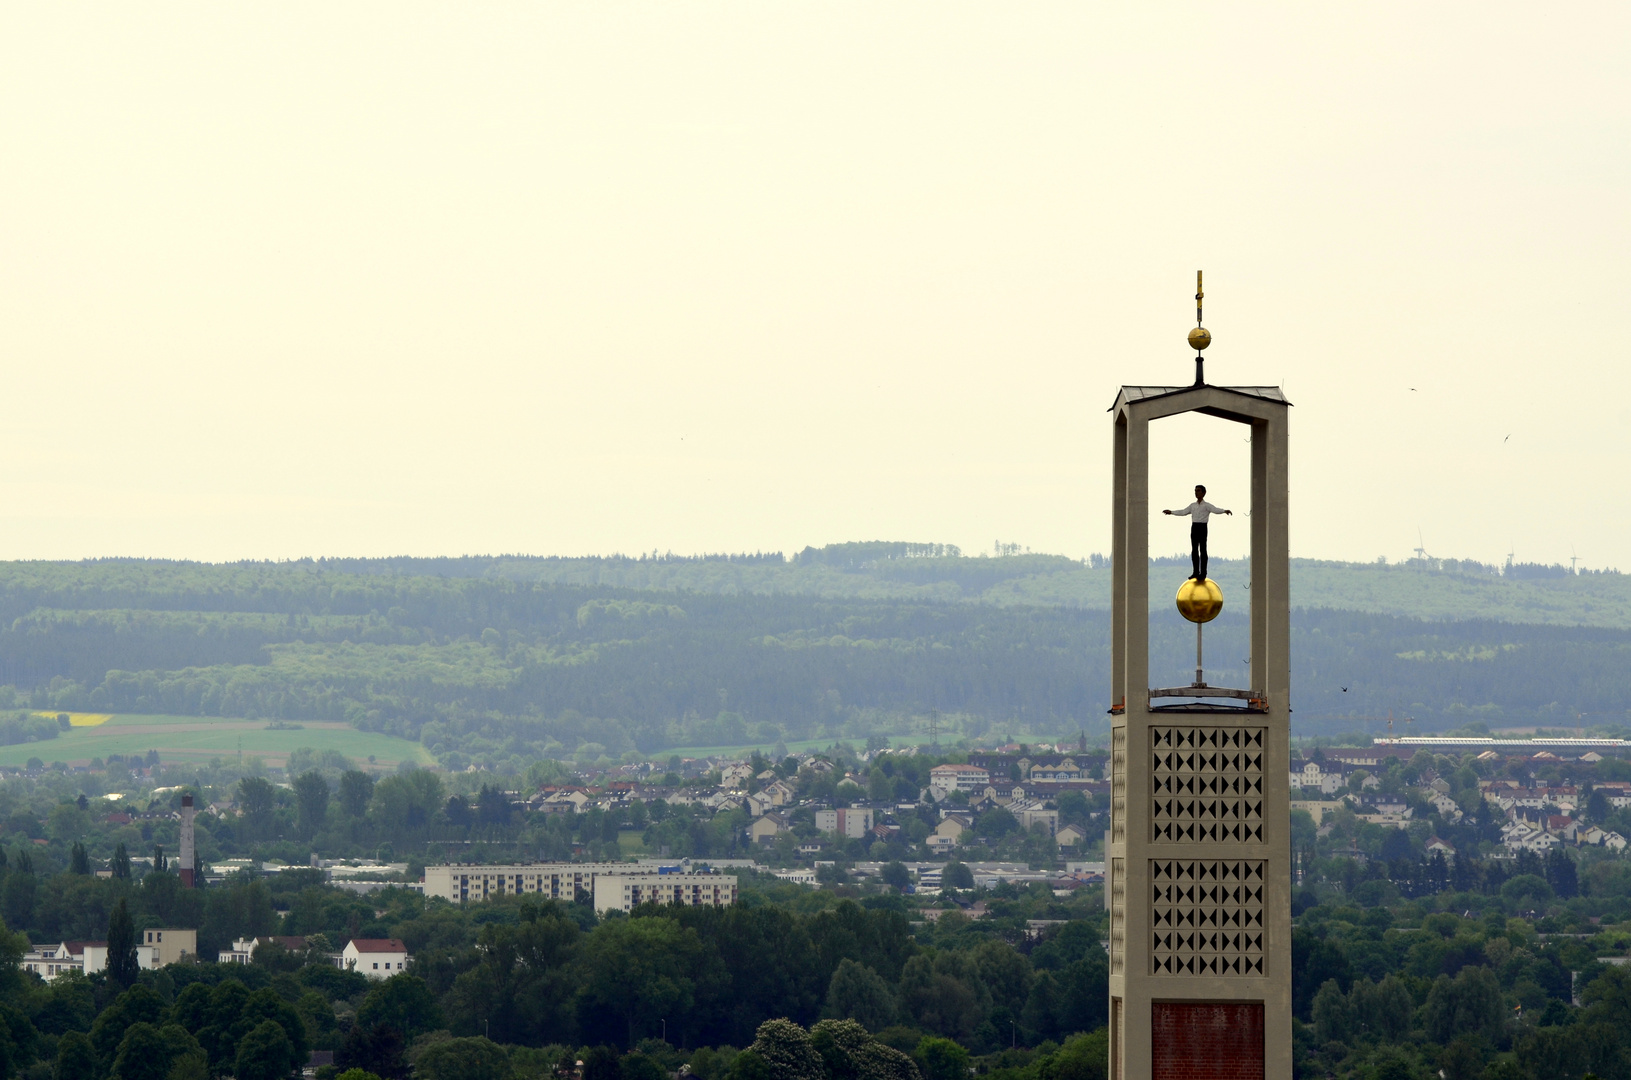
[0,713,432,770]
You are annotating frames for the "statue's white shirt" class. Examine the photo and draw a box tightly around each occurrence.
[1169,500,1228,522]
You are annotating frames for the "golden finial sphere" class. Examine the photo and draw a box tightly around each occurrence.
[1176,578,1223,623]
[1188,327,1211,351]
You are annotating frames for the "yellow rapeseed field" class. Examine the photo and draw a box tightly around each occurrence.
[35,712,114,727]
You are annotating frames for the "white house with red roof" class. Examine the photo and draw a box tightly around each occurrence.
[341,938,412,979]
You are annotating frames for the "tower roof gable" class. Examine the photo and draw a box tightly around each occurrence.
[1111,385,1291,413]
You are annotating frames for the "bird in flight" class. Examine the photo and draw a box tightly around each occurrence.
[1408,387,1417,391]
[1340,686,1349,693]
[1504,434,1510,442]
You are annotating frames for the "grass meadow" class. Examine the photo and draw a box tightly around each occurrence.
[0,713,433,770]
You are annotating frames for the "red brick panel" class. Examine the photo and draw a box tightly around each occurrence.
[1151,1002,1264,1080]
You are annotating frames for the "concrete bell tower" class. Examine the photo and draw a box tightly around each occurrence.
[1104,274,1292,1080]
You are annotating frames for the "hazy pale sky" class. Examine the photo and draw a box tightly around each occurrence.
[3,3,1626,568]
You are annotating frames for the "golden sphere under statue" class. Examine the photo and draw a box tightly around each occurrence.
[1176,577,1223,623]
[1188,326,1211,351]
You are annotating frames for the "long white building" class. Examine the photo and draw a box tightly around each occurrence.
[422,862,739,912]
[1374,736,1631,750]
[422,862,634,903]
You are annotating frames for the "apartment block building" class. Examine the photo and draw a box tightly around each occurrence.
[815,807,875,838]
[422,862,638,903]
[929,764,990,795]
[592,873,738,915]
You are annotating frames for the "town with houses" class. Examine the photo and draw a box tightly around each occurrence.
[15,735,1631,989]
[1288,738,1631,859]
[513,736,1631,873]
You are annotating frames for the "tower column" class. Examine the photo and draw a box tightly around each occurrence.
[1106,381,1292,1080]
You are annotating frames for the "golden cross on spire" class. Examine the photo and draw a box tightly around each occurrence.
[1187,271,1211,385]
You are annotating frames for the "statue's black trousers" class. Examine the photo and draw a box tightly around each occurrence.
[1191,523,1208,581]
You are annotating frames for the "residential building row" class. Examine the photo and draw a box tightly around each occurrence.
[21,930,414,983]
[751,797,1075,854]
[1290,754,1631,857]
[22,928,196,982]
[216,935,412,978]
[420,862,738,914]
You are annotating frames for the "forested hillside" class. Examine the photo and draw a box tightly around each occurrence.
[358,546,1631,630]
[0,550,1624,770]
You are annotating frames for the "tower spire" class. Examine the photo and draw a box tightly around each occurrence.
[1188,270,1211,386]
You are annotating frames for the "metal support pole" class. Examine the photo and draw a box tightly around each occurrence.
[1195,621,1204,687]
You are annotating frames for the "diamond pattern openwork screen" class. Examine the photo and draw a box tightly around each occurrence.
[1109,856,1126,974]
[1110,726,1127,844]
[1150,725,1266,842]
[1150,859,1267,976]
